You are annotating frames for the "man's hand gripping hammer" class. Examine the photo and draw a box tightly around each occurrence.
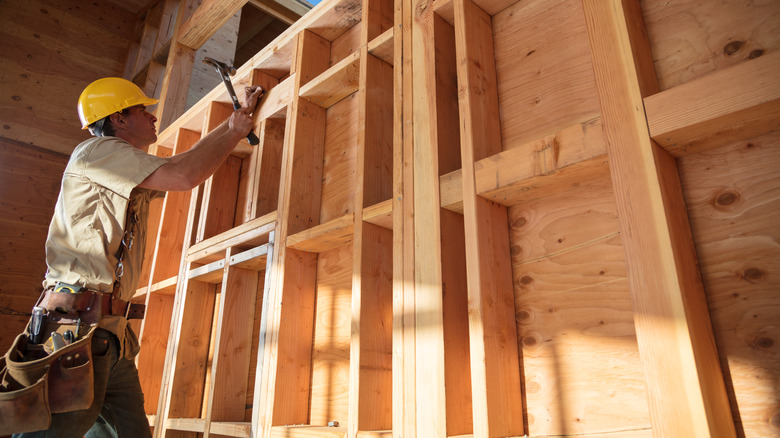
[202,57,261,145]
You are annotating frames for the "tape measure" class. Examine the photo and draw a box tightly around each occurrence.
[54,282,83,294]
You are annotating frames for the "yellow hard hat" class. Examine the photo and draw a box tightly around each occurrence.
[77,77,158,129]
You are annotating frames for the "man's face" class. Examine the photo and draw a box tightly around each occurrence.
[115,104,158,148]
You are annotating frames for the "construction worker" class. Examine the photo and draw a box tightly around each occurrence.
[14,77,264,438]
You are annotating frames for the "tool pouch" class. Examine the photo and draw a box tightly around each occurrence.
[0,310,97,434]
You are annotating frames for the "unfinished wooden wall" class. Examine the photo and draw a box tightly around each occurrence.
[0,0,136,352]
[0,0,777,437]
[131,0,778,437]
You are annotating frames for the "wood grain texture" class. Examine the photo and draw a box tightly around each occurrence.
[678,131,780,438]
[207,262,260,422]
[508,179,650,436]
[645,52,780,157]
[309,244,353,426]
[583,0,736,436]
[492,0,600,150]
[411,0,448,433]
[354,223,393,431]
[0,0,133,155]
[0,139,67,351]
[300,51,361,109]
[320,93,360,223]
[641,0,780,91]
[453,0,523,434]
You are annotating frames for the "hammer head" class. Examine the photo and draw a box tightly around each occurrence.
[202,57,236,76]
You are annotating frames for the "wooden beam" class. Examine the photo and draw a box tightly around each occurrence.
[204,250,259,424]
[582,0,736,436]
[256,30,329,436]
[178,0,247,50]
[299,50,361,109]
[394,0,415,430]
[248,0,303,26]
[453,0,523,435]
[411,0,448,434]
[645,51,780,157]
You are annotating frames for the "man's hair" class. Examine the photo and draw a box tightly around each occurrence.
[88,108,128,137]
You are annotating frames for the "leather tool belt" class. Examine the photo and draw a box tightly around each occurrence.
[37,288,145,326]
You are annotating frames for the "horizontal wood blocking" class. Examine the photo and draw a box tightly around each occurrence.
[367,28,394,66]
[210,421,253,437]
[270,425,347,438]
[186,211,276,263]
[164,417,207,433]
[189,259,226,283]
[363,199,393,229]
[286,213,355,252]
[300,50,361,108]
[229,244,270,270]
[134,276,178,300]
[645,51,780,157]
[440,117,607,211]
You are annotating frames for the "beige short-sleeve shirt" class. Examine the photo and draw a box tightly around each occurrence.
[43,136,168,358]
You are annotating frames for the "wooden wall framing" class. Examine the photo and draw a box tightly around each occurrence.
[124,0,779,437]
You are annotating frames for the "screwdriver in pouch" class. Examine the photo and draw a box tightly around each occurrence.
[29,307,45,344]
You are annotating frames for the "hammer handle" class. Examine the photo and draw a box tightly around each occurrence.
[232,101,260,145]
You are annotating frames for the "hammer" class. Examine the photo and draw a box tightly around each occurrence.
[202,57,261,145]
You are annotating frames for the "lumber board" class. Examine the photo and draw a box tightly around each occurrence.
[270,249,318,425]
[270,425,346,438]
[361,53,394,207]
[301,51,361,109]
[641,0,780,91]
[188,259,227,284]
[363,0,393,42]
[644,52,780,157]
[258,32,330,434]
[250,118,285,220]
[677,131,780,438]
[353,223,393,431]
[492,0,600,150]
[309,244,353,426]
[582,0,737,436]
[363,199,392,230]
[285,98,328,235]
[453,0,523,434]
[229,244,270,270]
[177,0,246,50]
[209,421,252,437]
[165,280,218,421]
[186,211,276,264]
[156,41,196,132]
[438,118,608,212]
[432,15,461,176]
[286,213,355,253]
[248,0,303,25]
[331,23,363,66]
[320,93,360,223]
[165,417,207,433]
[410,0,448,433]
[138,293,176,414]
[439,210,473,435]
[149,129,199,284]
[207,261,260,422]
[148,276,178,295]
[393,0,415,430]
[367,28,394,66]
[257,74,297,121]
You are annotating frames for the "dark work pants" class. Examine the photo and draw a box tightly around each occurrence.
[13,329,152,438]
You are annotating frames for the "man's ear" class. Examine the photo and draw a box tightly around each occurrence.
[109,112,126,131]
